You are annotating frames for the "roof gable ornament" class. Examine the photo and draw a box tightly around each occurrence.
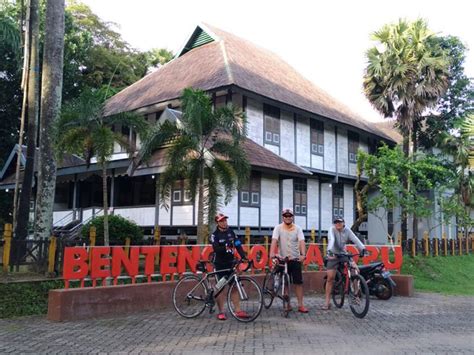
[176,24,219,58]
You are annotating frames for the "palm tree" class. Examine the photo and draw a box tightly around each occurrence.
[363,19,450,241]
[34,0,65,240]
[133,88,250,244]
[57,90,147,246]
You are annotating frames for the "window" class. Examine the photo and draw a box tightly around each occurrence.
[172,180,192,205]
[348,131,359,163]
[310,120,324,156]
[294,178,307,216]
[333,183,344,220]
[240,172,261,207]
[214,95,227,109]
[264,104,280,146]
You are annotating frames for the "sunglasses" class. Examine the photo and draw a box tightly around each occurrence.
[283,215,293,218]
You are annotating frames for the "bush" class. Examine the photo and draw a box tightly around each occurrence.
[0,280,64,318]
[81,215,143,245]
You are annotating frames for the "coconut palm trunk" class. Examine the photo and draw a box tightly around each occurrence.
[102,163,110,246]
[197,163,206,245]
[15,0,39,242]
[34,0,65,240]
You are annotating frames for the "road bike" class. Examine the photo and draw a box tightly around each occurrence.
[172,259,263,322]
[261,256,294,317]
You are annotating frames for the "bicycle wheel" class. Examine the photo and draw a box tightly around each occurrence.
[332,271,345,308]
[262,272,275,309]
[349,274,370,319]
[281,273,291,318]
[227,276,263,322]
[173,275,207,318]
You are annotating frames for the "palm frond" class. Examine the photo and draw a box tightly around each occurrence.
[212,159,236,204]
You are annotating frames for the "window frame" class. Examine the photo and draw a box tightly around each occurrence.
[310,120,324,156]
[348,131,359,163]
[332,183,344,221]
[293,178,307,216]
[263,104,280,146]
[240,172,261,207]
[172,180,193,206]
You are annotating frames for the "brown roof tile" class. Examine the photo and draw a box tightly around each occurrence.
[104,24,394,142]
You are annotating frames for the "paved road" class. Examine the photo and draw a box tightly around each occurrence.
[0,293,473,354]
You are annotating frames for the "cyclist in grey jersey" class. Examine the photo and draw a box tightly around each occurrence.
[322,217,366,310]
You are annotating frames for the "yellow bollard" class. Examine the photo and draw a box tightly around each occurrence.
[154,226,161,266]
[434,238,439,257]
[411,238,416,258]
[48,236,57,274]
[311,229,315,244]
[322,237,327,256]
[245,227,250,247]
[397,231,402,246]
[2,223,12,272]
[125,237,131,256]
[423,231,429,257]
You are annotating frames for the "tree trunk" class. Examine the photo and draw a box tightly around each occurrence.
[102,164,110,246]
[15,0,39,242]
[401,127,411,243]
[13,0,31,230]
[34,0,65,240]
[352,160,368,233]
[196,163,206,245]
[412,130,418,240]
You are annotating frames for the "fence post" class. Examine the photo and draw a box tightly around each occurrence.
[397,232,402,246]
[125,237,131,256]
[2,223,12,272]
[322,237,327,256]
[411,238,416,258]
[442,233,447,256]
[451,237,455,256]
[423,231,429,257]
[245,227,250,247]
[89,226,96,268]
[465,234,469,254]
[458,232,463,255]
[48,236,57,274]
[311,229,315,244]
[154,226,161,266]
[434,237,439,257]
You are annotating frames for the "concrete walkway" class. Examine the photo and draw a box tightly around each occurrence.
[0,293,473,354]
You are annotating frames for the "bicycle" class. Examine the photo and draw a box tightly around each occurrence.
[323,252,370,318]
[261,256,293,317]
[172,259,263,322]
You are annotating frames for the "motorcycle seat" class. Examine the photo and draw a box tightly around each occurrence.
[359,262,383,273]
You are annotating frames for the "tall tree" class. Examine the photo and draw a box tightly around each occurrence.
[419,36,474,149]
[363,19,450,241]
[133,88,250,244]
[56,90,147,246]
[15,0,40,241]
[34,0,65,240]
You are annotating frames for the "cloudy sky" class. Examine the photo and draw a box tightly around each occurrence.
[81,0,474,122]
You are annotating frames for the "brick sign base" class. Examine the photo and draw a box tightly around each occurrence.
[47,272,413,322]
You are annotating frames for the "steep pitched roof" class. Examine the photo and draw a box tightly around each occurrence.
[104,23,393,141]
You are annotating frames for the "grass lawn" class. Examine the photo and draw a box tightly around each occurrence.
[401,254,474,295]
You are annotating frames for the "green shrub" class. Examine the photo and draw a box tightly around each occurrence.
[0,280,64,318]
[81,215,143,245]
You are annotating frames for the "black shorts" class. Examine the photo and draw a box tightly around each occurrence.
[287,260,303,285]
[214,262,234,280]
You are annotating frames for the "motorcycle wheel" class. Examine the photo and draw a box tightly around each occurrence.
[374,276,393,300]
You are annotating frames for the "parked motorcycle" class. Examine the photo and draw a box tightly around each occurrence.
[358,262,396,300]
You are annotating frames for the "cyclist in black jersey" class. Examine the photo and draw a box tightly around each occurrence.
[210,213,248,320]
